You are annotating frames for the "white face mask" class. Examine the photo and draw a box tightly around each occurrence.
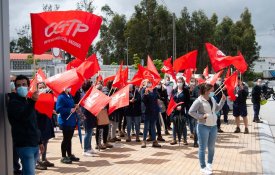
[177,83,183,88]
[216,80,222,86]
[38,88,47,94]
[65,88,71,93]
[156,85,161,89]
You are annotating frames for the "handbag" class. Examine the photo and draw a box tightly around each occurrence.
[96,109,109,125]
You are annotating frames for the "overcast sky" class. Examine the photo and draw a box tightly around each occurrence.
[9,0,275,57]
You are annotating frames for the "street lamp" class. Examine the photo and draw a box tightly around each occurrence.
[126,37,129,66]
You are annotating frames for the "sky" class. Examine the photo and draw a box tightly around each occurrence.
[9,0,275,57]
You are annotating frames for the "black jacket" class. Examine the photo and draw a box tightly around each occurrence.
[252,85,262,104]
[171,87,190,117]
[8,94,41,147]
[36,112,55,141]
[125,89,142,117]
[234,85,248,105]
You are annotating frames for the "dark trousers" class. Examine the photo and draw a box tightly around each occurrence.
[13,144,21,172]
[155,112,168,136]
[61,129,74,157]
[222,104,229,123]
[118,115,127,132]
[41,140,48,161]
[217,112,221,129]
[253,103,261,120]
[96,125,109,144]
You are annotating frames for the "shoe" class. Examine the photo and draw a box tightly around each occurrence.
[255,119,263,123]
[183,140,188,145]
[218,128,224,133]
[87,148,98,154]
[131,132,136,136]
[40,160,54,167]
[139,132,143,136]
[36,163,47,170]
[95,144,106,150]
[200,167,212,175]
[165,130,170,135]
[14,170,22,175]
[206,163,213,171]
[60,157,72,164]
[157,136,165,142]
[146,136,152,141]
[234,127,241,133]
[83,151,94,157]
[109,138,116,142]
[141,141,146,148]
[152,141,161,148]
[244,127,249,134]
[136,138,141,142]
[115,137,121,141]
[69,154,80,162]
[190,134,194,138]
[119,131,125,137]
[194,142,199,148]
[170,140,177,145]
[126,137,131,142]
[104,143,113,148]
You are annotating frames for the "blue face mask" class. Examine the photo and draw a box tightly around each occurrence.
[17,86,28,97]
[209,92,215,98]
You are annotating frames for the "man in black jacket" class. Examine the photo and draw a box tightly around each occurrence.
[7,75,44,175]
[251,79,263,123]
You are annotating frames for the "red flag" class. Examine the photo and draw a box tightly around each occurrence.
[173,50,197,73]
[45,68,84,95]
[122,67,129,85]
[108,85,130,115]
[184,69,193,84]
[36,68,47,83]
[147,55,160,78]
[138,65,161,88]
[103,75,116,86]
[224,71,238,101]
[27,68,47,97]
[112,63,123,88]
[66,58,83,70]
[127,70,143,86]
[203,66,209,79]
[31,11,102,60]
[207,70,224,86]
[80,87,111,116]
[225,68,231,78]
[161,57,177,80]
[166,96,184,116]
[197,78,206,85]
[27,77,37,98]
[35,93,55,118]
[76,54,100,80]
[231,52,248,73]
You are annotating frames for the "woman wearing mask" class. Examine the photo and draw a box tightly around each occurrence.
[189,83,226,175]
[141,80,161,148]
[170,77,190,145]
[56,87,80,164]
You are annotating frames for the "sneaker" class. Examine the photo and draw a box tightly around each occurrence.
[170,140,177,145]
[206,163,213,171]
[69,154,80,162]
[119,131,125,137]
[146,136,152,141]
[95,144,106,150]
[83,151,93,157]
[60,157,72,164]
[200,167,212,175]
[40,160,54,167]
[157,136,165,142]
[87,148,98,154]
[104,143,113,148]
[141,141,146,148]
[234,127,241,133]
[255,119,263,123]
[152,141,161,148]
[35,163,47,170]
[126,137,131,142]
[218,128,224,133]
[183,140,188,145]
[139,132,143,136]
[244,127,249,134]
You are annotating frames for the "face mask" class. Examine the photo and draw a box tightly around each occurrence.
[38,88,47,94]
[177,83,183,88]
[65,88,71,93]
[190,82,195,86]
[156,85,161,89]
[147,83,152,88]
[10,82,15,91]
[209,92,215,98]
[216,81,221,86]
[165,81,170,85]
[17,86,28,97]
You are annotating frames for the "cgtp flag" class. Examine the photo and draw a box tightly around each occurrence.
[161,57,176,80]
[147,55,160,79]
[80,87,111,116]
[173,50,197,73]
[76,54,100,80]
[27,68,47,97]
[108,85,130,115]
[66,58,83,70]
[224,71,238,101]
[138,65,161,88]
[166,96,184,116]
[31,11,102,60]
[35,93,55,118]
[231,52,248,74]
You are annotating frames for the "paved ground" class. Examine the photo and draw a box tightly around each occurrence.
[37,102,263,175]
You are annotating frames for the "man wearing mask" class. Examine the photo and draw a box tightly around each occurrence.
[251,79,263,123]
[7,75,44,175]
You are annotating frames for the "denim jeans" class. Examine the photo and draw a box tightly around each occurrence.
[84,127,93,152]
[126,116,141,137]
[253,103,260,120]
[143,119,157,141]
[197,124,217,168]
[16,146,39,175]
[187,114,194,134]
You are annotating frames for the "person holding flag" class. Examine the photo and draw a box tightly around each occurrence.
[189,83,226,175]
[56,87,80,164]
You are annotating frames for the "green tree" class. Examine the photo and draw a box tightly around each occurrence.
[133,54,141,69]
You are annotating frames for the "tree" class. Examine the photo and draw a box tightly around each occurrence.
[42,3,60,11]
[133,54,141,69]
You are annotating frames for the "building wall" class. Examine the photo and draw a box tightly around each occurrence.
[253,57,275,73]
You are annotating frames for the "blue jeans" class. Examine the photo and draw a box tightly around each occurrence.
[187,114,194,134]
[253,103,260,120]
[84,127,93,152]
[16,146,39,175]
[197,124,217,168]
[143,119,157,141]
[126,116,141,137]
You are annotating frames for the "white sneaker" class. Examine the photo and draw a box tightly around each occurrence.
[200,167,212,175]
[82,151,93,157]
[206,163,213,172]
[87,148,98,154]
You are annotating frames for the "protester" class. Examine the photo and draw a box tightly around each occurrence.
[233,78,249,134]
[214,78,225,133]
[36,82,55,169]
[125,84,142,142]
[170,77,190,145]
[7,75,44,175]
[56,87,80,164]
[141,80,161,148]
[251,79,263,123]
[81,81,98,156]
[189,83,226,175]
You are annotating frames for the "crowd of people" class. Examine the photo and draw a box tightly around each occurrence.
[7,74,266,175]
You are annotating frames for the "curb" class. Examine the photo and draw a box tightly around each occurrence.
[258,120,275,174]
